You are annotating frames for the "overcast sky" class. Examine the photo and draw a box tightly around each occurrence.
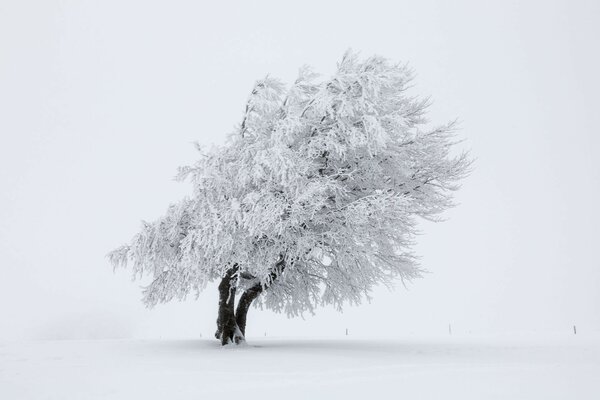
[1,0,599,340]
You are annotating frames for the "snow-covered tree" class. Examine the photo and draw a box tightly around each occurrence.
[108,51,471,345]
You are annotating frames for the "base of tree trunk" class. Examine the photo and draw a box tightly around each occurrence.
[215,324,245,345]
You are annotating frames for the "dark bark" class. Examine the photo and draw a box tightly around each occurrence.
[235,284,263,337]
[235,257,286,337]
[215,265,243,345]
[214,258,286,345]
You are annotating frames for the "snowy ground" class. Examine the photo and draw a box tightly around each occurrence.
[1,334,598,399]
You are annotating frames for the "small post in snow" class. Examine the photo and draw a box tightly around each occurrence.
[448,323,452,335]
[345,328,348,336]
[573,325,577,335]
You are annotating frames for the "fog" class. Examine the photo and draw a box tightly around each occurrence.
[1,0,598,341]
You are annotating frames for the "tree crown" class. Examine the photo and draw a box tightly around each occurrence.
[108,51,471,316]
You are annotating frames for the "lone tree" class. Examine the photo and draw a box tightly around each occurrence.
[108,52,471,345]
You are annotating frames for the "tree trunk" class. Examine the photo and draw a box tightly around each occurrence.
[235,283,263,337]
[215,258,286,345]
[235,257,286,338]
[215,265,244,345]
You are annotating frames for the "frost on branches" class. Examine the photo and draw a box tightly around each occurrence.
[108,52,471,345]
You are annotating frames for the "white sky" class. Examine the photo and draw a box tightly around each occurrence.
[1,0,599,340]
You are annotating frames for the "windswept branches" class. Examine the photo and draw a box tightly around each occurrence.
[109,51,471,335]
